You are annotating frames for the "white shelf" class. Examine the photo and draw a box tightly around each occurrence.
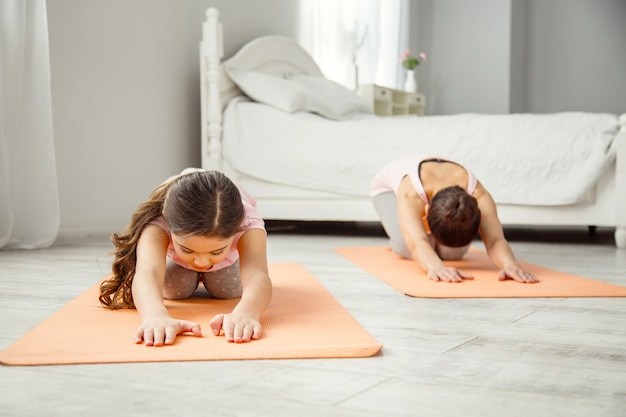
[357,84,425,117]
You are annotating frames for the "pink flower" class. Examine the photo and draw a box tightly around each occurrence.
[399,50,427,70]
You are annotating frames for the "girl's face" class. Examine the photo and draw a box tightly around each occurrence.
[170,233,234,271]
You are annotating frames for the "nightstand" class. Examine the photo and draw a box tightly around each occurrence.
[357,84,425,117]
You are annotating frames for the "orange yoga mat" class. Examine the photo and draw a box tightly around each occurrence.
[335,246,626,298]
[0,263,382,366]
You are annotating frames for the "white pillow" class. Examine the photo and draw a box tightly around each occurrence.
[225,68,305,113]
[225,67,371,120]
[288,74,372,119]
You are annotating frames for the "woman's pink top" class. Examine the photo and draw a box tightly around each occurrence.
[370,155,478,203]
[151,168,265,272]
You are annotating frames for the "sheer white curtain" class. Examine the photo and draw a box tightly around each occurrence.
[0,0,59,249]
[298,0,409,90]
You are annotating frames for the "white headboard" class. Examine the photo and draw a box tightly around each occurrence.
[199,7,324,171]
[200,8,226,171]
[222,35,324,79]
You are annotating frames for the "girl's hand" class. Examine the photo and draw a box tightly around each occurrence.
[427,265,474,283]
[209,313,263,343]
[134,317,202,347]
[498,264,539,283]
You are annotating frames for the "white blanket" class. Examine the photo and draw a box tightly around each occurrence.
[222,98,619,205]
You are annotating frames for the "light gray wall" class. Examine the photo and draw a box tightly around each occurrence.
[48,0,626,239]
[524,0,626,113]
[413,0,512,114]
[47,0,301,239]
[509,0,529,113]
[414,0,626,115]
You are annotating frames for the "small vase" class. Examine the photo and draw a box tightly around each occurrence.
[404,69,417,93]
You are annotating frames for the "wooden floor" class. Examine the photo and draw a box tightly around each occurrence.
[1,223,625,417]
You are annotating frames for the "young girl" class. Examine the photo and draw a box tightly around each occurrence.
[99,168,272,346]
[370,154,538,284]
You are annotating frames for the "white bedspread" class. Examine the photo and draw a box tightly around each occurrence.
[222,98,619,205]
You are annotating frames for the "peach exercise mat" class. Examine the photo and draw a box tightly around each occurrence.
[335,246,626,298]
[0,263,382,366]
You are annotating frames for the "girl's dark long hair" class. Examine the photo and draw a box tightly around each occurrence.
[99,170,244,309]
[427,185,481,248]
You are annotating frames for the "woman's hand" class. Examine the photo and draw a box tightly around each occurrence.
[498,264,539,283]
[427,265,474,283]
[209,312,263,343]
[135,316,202,347]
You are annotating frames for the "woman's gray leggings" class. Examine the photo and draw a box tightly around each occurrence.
[372,191,470,260]
[163,259,242,300]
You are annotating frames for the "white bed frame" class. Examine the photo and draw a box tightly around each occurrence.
[200,7,626,248]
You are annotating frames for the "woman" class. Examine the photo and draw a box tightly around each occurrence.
[370,155,537,283]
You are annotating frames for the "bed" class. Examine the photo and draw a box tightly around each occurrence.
[199,8,626,248]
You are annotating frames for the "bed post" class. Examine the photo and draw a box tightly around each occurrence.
[200,7,224,171]
[615,114,626,248]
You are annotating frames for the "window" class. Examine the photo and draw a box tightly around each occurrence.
[298,0,409,90]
